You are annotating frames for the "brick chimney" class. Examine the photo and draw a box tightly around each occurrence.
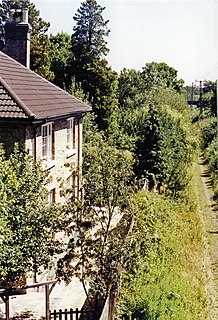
[4,8,31,68]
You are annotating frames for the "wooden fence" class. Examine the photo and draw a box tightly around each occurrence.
[50,308,96,320]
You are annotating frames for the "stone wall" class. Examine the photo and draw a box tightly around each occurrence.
[0,123,26,156]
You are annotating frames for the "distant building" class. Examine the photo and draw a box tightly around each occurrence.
[0,9,91,202]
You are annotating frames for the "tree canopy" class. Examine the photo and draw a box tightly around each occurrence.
[57,138,135,307]
[142,62,184,93]
[0,146,62,285]
[72,0,110,63]
[50,32,72,90]
[70,0,117,129]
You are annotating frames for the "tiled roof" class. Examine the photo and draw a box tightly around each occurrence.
[0,85,28,118]
[0,51,91,120]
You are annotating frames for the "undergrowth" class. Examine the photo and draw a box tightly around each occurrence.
[115,168,207,320]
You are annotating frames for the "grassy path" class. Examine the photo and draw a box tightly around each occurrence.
[194,158,218,319]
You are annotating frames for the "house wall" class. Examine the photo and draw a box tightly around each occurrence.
[0,123,26,156]
[0,117,82,203]
[25,117,82,203]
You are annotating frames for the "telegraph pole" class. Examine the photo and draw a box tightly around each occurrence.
[200,80,203,113]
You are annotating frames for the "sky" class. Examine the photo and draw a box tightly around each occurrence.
[32,0,218,85]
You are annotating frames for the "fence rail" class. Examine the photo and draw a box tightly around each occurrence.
[50,308,96,320]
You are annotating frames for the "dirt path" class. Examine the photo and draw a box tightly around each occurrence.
[198,158,218,319]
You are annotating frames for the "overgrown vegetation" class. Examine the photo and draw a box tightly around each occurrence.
[0,145,63,286]
[197,81,217,196]
[115,181,207,320]
[57,137,135,308]
[0,0,214,318]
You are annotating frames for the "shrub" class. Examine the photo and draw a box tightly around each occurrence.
[115,189,207,320]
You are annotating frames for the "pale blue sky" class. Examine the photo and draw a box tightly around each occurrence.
[32,0,218,85]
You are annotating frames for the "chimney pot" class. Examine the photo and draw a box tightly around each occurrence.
[4,8,31,68]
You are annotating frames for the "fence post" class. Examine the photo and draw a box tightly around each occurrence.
[76,307,79,320]
[59,309,62,320]
[53,309,57,320]
[5,296,9,320]
[49,307,97,320]
[69,308,73,320]
[45,284,50,320]
[64,308,67,320]
[108,290,118,320]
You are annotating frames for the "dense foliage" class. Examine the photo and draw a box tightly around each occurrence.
[57,137,135,307]
[198,81,217,194]
[0,0,212,317]
[70,0,118,129]
[142,62,184,93]
[115,189,207,320]
[103,66,196,197]
[0,146,62,286]
[50,32,72,90]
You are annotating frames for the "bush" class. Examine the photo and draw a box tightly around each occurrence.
[115,189,207,320]
[200,117,216,149]
[205,138,218,194]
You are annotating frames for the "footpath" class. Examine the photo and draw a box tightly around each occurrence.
[197,158,218,319]
[0,277,86,319]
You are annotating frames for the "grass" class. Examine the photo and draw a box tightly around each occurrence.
[115,162,208,319]
[193,158,218,319]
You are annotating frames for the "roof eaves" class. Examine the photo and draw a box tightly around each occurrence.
[31,109,92,125]
[0,76,36,119]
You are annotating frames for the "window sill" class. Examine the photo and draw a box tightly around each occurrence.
[42,159,56,170]
[66,148,76,158]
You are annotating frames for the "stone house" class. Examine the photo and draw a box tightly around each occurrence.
[0,9,91,202]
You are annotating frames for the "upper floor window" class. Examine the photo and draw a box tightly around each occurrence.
[42,123,53,160]
[67,118,76,150]
[48,188,56,204]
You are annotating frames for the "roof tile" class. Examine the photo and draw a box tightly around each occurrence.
[0,51,91,120]
[0,84,28,118]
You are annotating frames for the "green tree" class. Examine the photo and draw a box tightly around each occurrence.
[117,68,145,110]
[30,33,54,80]
[202,81,216,116]
[0,146,62,286]
[111,65,186,153]
[50,32,72,90]
[83,58,118,127]
[108,68,149,150]
[57,138,135,308]
[134,89,196,196]
[0,0,54,80]
[70,0,117,129]
[72,0,109,63]
[114,64,195,196]
[198,81,217,194]
[142,62,184,93]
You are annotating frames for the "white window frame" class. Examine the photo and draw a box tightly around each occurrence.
[66,118,76,157]
[48,188,55,204]
[42,123,53,161]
